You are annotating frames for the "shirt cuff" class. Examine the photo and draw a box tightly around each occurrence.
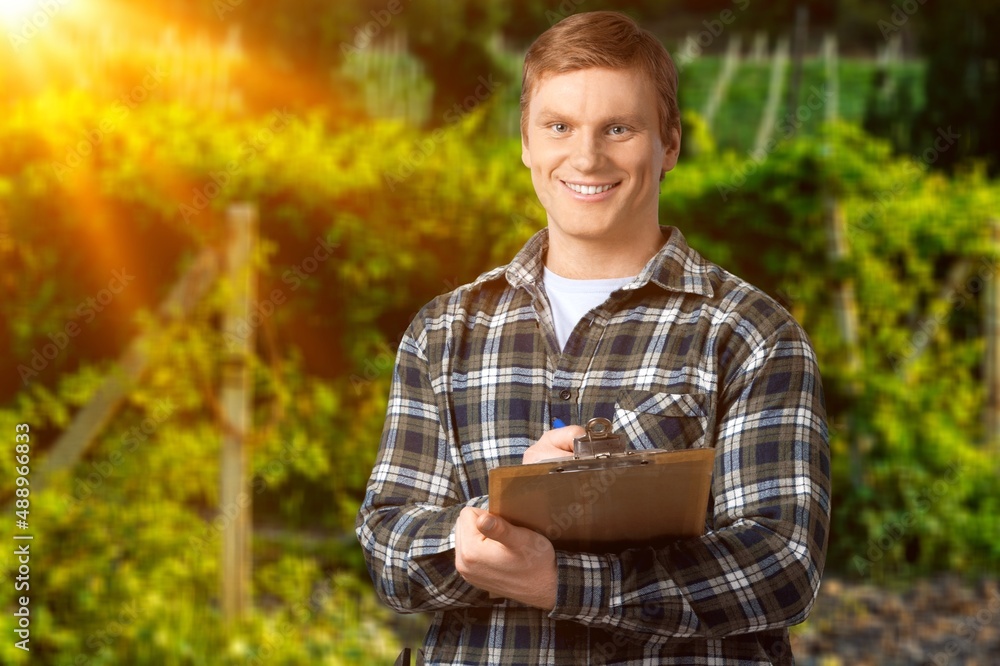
[548,550,617,623]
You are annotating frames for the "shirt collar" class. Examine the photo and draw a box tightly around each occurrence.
[480,226,714,299]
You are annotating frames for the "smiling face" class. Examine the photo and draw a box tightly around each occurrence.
[521,67,681,249]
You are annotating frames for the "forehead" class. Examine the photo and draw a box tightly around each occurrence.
[527,67,657,119]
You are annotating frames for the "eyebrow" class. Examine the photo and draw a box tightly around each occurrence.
[534,110,648,128]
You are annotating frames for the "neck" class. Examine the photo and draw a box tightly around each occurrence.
[545,224,665,279]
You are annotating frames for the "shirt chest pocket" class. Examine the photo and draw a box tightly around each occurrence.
[612,390,711,451]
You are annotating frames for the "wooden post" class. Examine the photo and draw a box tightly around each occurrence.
[823,33,838,126]
[825,196,868,486]
[787,5,809,115]
[751,32,768,63]
[753,36,789,157]
[220,203,257,622]
[986,219,1000,452]
[702,35,741,129]
[826,197,859,369]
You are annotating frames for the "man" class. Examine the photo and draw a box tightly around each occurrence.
[357,10,830,665]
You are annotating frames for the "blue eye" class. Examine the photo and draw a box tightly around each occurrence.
[551,123,568,133]
[610,125,629,135]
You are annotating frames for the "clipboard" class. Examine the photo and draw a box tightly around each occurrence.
[488,418,714,552]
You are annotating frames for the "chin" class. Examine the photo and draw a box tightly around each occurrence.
[555,222,619,240]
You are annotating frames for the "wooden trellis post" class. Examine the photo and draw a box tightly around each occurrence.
[753,37,789,157]
[825,196,868,487]
[823,33,838,126]
[986,219,1000,453]
[702,35,741,129]
[220,203,257,622]
[787,5,809,115]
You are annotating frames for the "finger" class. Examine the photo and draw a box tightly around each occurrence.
[543,424,586,452]
[476,512,507,543]
[463,506,487,521]
[458,506,491,544]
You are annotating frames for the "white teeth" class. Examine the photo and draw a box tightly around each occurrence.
[566,182,617,195]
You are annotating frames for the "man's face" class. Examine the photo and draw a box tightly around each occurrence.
[521,67,680,244]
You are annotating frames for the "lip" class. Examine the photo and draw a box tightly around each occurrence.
[560,180,621,202]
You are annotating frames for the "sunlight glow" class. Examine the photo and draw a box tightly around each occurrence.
[0,0,51,26]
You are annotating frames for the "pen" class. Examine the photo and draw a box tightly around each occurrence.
[552,418,566,428]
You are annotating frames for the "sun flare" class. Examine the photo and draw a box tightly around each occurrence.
[0,0,44,26]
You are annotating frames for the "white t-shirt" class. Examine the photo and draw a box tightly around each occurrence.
[542,267,636,351]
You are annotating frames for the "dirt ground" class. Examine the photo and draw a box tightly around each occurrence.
[387,575,1000,664]
[790,576,1000,665]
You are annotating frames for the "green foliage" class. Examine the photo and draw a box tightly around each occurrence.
[1,87,999,663]
[663,121,1000,579]
[0,92,540,664]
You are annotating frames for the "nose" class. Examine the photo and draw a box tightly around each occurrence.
[568,133,603,173]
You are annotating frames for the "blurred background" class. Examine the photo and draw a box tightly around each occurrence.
[1,0,999,664]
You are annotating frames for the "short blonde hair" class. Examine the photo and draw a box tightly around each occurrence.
[520,11,681,145]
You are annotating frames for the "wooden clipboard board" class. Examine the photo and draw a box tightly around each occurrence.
[488,419,714,553]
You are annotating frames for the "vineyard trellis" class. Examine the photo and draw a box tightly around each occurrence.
[342,29,916,151]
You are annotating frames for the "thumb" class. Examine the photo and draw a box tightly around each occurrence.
[477,513,506,541]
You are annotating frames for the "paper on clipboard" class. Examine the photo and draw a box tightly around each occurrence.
[487,419,714,553]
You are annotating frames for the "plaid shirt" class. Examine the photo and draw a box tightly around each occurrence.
[357,227,831,665]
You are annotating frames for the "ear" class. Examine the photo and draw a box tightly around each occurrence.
[660,126,682,178]
[521,134,532,169]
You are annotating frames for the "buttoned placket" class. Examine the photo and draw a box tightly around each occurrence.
[540,284,634,429]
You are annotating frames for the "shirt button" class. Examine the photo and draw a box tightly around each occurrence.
[559,389,572,400]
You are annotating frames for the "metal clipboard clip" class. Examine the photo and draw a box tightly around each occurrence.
[572,417,626,459]
[548,417,653,473]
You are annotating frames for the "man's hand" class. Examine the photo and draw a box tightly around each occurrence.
[454,507,558,610]
[521,424,586,464]
[454,427,586,608]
